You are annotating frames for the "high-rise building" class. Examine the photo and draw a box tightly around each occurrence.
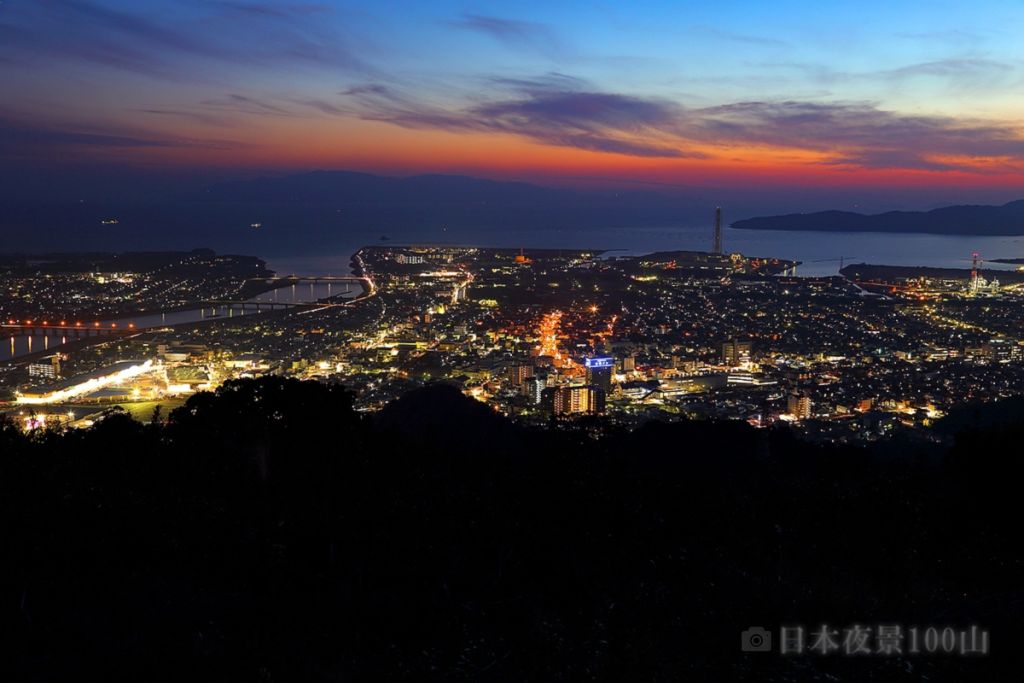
[507,363,533,387]
[585,356,614,393]
[787,392,812,420]
[984,338,1021,362]
[28,355,61,381]
[713,206,723,255]
[524,374,546,404]
[543,385,606,416]
[721,339,752,367]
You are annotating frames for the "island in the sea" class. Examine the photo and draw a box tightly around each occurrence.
[733,199,1024,235]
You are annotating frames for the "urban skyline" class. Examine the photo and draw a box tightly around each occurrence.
[4,236,1023,444]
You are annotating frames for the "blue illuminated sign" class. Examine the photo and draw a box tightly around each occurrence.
[585,357,614,369]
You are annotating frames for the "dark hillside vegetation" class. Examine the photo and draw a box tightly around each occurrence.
[3,379,1019,681]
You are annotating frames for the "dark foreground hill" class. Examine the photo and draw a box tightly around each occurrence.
[733,199,1024,235]
[3,379,1020,681]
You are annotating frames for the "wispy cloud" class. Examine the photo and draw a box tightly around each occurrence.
[201,94,296,117]
[346,78,696,158]
[878,58,1013,83]
[451,14,566,58]
[0,114,241,158]
[895,29,985,45]
[0,0,370,80]
[343,77,1024,170]
[201,2,332,19]
[295,99,350,116]
[130,108,232,127]
[685,100,1024,170]
[757,57,1018,90]
[488,73,589,92]
[699,26,789,48]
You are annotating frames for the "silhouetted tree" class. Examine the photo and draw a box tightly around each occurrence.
[2,378,1020,681]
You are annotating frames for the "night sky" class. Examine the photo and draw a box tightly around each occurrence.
[2,1,1024,206]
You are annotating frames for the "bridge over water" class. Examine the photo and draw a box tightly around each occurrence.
[2,321,137,337]
[3,273,374,360]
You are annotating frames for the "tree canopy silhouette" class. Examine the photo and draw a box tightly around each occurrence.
[3,377,1019,681]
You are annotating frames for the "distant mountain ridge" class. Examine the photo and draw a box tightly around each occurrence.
[732,199,1024,235]
[4,169,1022,252]
[195,171,571,205]
[0,171,708,252]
